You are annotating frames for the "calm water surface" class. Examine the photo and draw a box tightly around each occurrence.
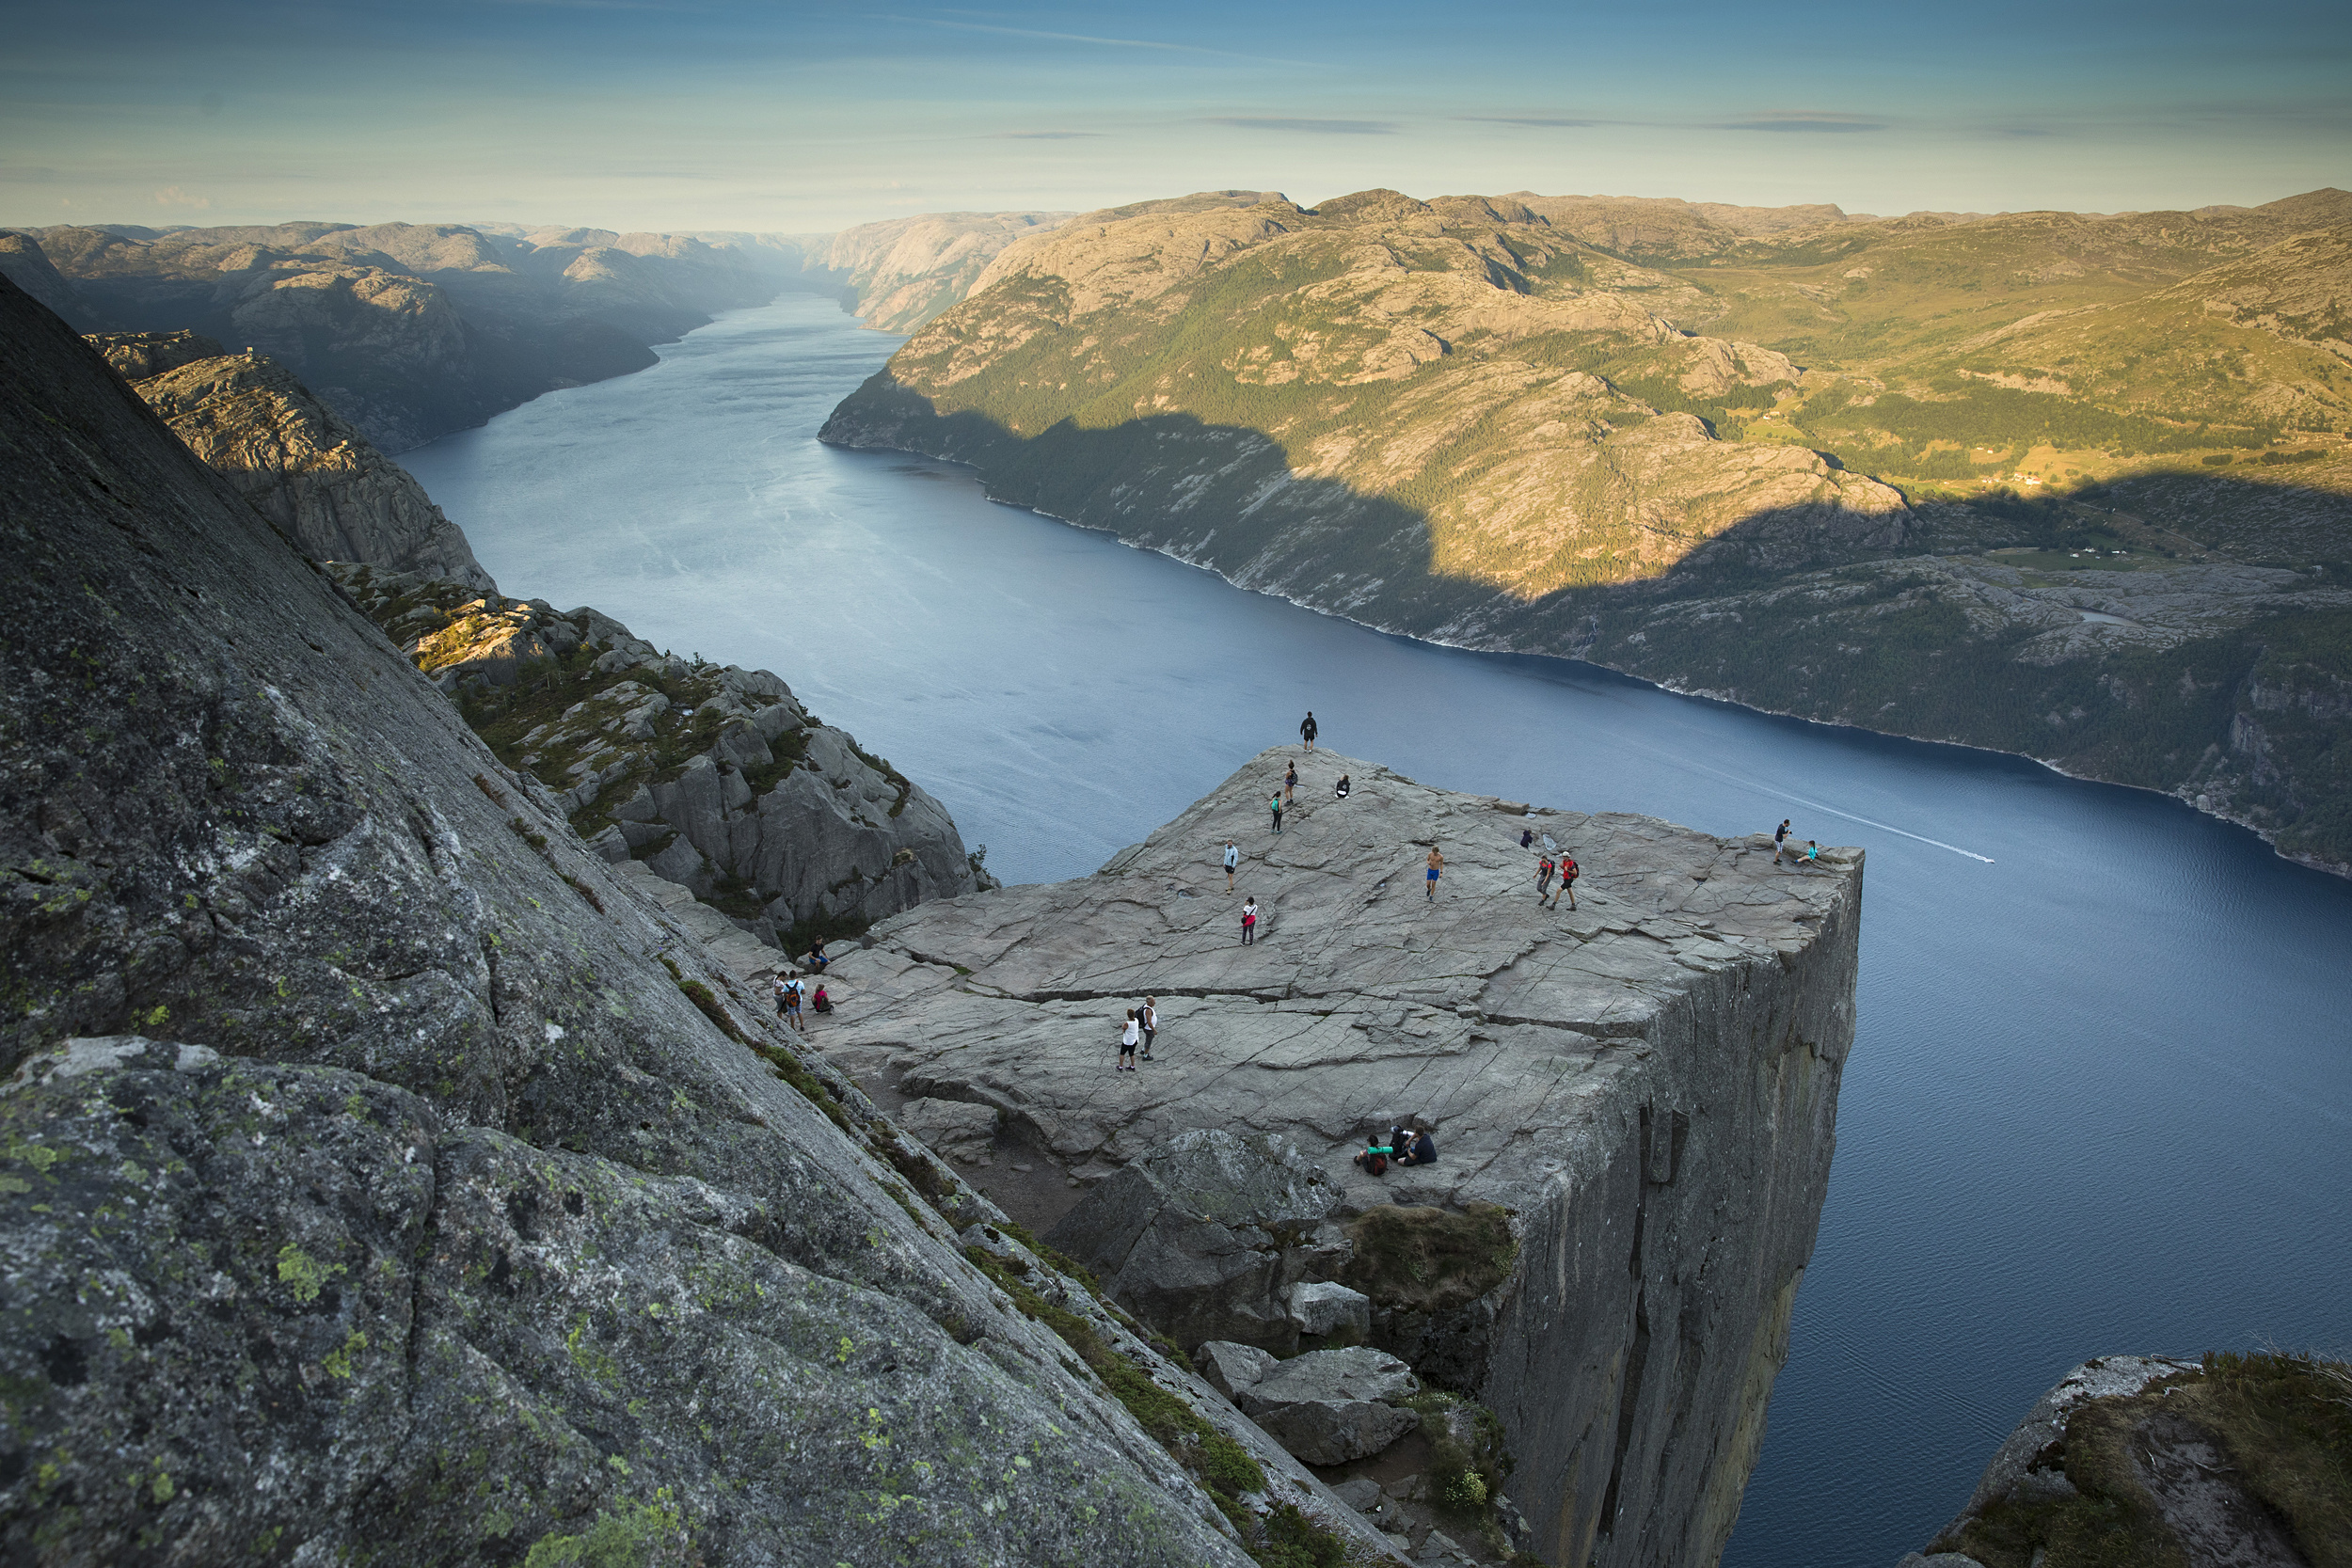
[405,295,2352,1568]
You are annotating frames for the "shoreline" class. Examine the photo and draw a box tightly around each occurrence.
[876,436,2350,883]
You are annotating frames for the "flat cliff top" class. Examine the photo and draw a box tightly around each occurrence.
[822,747,1861,1216]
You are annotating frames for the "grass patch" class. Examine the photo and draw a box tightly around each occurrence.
[1341,1202,1517,1313]
[1405,1390,1514,1521]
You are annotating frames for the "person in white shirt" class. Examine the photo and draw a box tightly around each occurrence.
[1118,1009,1141,1072]
[1241,897,1260,945]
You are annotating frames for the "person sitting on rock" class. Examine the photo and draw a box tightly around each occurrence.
[1351,1133,1393,1177]
[806,940,830,972]
[1334,774,1351,799]
[811,985,834,1015]
[1400,1126,1437,1165]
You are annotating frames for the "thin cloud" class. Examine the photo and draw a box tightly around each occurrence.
[989,131,1104,140]
[1456,115,1603,128]
[1708,114,1887,134]
[152,185,211,209]
[1203,117,1397,135]
[890,16,1310,64]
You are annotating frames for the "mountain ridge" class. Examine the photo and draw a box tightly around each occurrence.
[822,185,2352,875]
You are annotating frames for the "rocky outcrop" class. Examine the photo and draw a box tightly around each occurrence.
[329,566,994,948]
[0,273,1398,1567]
[1899,1352,2352,1568]
[1198,1343,1422,1465]
[816,746,1865,1568]
[1045,1128,1347,1353]
[94,329,494,590]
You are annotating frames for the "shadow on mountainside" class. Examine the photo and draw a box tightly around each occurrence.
[824,376,2352,873]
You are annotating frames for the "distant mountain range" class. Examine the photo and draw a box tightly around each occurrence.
[820,186,2352,875]
[0,211,1078,450]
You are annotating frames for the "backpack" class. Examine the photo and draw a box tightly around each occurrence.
[1365,1152,1387,1177]
[1562,857,1579,881]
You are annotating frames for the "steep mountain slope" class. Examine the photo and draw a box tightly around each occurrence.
[813,211,1077,331]
[0,271,1393,1567]
[91,328,494,589]
[823,186,2352,874]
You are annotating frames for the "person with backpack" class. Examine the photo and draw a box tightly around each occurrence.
[1351,1132,1392,1177]
[1544,853,1580,910]
[782,974,805,1029]
[1241,896,1259,945]
[772,973,791,1020]
[1222,839,1240,893]
[1333,774,1351,800]
[810,984,833,1020]
[1300,711,1318,752]
[1138,997,1158,1061]
[1536,854,1555,900]
[1284,762,1298,803]
[1520,827,1534,849]
[1118,1009,1140,1072]
[1270,792,1284,833]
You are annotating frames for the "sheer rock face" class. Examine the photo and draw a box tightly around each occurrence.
[92,330,495,590]
[0,274,1306,1567]
[328,567,993,945]
[818,748,1864,1568]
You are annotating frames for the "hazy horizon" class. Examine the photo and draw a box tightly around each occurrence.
[5,0,2346,234]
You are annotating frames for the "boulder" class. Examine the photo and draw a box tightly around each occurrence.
[898,1098,1002,1164]
[1042,1129,1342,1352]
[1194,1339,1280,1402]
[1288,1279,1372,1338]
[1223,1347,1421,1466]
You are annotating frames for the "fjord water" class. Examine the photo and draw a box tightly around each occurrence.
[404,294,2352,1567]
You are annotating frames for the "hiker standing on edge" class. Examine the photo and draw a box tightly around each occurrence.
[1284,762,1298,803]
[1270,792,1284,833]
[1425,847,1444,902]
[1773,819,1792,864]
[1300,711,1318,752]
[1223,839,1240,893]
[1241,896,1260,944]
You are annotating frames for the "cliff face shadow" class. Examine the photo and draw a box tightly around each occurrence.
[824,374,2352,868]
[822,370,2352,620]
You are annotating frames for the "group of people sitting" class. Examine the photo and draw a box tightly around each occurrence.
[1351,1122,1438,1178]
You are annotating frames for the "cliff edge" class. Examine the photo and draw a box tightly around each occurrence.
[0,272,1406,1564]
[818,747,1865,1567]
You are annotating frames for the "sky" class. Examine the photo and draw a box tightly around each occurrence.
[3,0,2346,235]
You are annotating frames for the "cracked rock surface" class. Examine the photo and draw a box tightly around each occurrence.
[818,746,1863,1568]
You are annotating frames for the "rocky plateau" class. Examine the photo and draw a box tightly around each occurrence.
[816,745,1865,1568]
